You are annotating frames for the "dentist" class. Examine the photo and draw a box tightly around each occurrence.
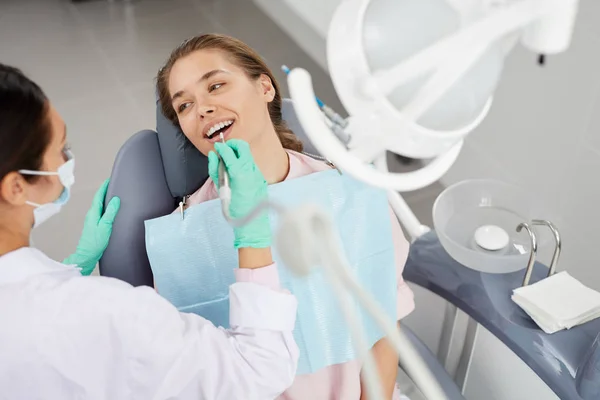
[0,64,298,399]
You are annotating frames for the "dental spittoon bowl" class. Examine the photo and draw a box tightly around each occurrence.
[433,179,541,273]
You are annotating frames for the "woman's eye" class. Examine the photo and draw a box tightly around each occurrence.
[209,83,224,92]
[178,102,191,113]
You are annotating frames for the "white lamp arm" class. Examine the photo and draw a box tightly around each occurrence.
[288,68,463,192]
[374,155,431,240]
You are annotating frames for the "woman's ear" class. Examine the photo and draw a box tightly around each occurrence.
[259,74,276,102]
[0,172,27,206]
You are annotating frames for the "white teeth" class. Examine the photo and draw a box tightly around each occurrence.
[207,120,233,137]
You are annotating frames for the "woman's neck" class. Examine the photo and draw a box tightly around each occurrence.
[0,215,29,257]
[251,130,290,184]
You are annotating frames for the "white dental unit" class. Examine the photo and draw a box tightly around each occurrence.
[252,0,600,399]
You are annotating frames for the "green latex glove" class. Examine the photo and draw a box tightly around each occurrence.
[64,179,121,275]
[208,139,271,249]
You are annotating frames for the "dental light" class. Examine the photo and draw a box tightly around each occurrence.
[287,0,578,239]
[281,0,579,399]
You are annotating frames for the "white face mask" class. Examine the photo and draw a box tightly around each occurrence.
[19,150,75,228]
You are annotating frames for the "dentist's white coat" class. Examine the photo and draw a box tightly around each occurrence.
[0,247,298,400]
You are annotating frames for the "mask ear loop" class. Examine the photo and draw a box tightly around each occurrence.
[17,170,61,208]
[17,169,59,177]
[19,149,75,187]
[19,156,74,211]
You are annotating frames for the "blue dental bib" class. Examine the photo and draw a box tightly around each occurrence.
[145,169,397,375]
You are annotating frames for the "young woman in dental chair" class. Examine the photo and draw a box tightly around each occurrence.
[156,33,415,400]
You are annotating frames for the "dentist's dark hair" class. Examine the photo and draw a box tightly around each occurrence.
[0,64,50,183]
[156,33,304,152]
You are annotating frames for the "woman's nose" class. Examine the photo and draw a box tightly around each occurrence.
[197,104,216,118]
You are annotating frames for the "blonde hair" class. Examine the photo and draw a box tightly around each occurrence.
[156,34,303,152]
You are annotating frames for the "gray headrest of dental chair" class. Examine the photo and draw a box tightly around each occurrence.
[99,98,318,287]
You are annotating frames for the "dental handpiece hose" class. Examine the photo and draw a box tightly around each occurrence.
[281,65,351,145]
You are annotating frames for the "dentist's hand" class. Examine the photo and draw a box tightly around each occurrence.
[64,179,121,275]
[208,140,271,249]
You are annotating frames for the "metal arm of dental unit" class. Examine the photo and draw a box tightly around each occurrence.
[287,0,579,240]
[282,0,579,399]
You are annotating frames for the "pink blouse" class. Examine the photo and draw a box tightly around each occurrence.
[184,150,414,399]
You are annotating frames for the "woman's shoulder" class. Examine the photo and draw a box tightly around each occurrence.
[188,179,218,204]
[286,150,332,180]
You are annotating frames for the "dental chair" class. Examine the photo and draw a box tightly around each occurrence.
[99,98,465,400]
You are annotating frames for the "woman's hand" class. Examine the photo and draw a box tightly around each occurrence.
[360,334,400,400]
[209,140,271,250]
[64,179,120,275]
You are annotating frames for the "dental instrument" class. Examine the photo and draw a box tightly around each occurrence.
[178,196,187,220]
[216,133,287,227]
[281,65,351,144]
[217,132,231,209]
[215,133,286,228]
[282,64,347,128]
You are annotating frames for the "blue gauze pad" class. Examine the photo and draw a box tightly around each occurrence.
[145,169,397,375]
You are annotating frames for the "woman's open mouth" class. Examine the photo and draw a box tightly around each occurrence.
[205,120,234,143]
